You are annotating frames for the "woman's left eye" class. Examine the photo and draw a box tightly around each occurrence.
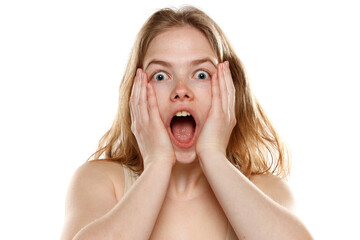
[194,70,210,80]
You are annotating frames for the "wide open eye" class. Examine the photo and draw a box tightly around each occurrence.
[194,70,210,80]
[153,72,169,81]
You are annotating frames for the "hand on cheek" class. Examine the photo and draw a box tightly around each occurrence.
[196,61,237,160]
[129,69,176,169]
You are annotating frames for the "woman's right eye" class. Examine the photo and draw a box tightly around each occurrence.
[153,72,169,81]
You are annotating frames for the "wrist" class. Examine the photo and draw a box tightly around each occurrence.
[144,158,174,172]
[197,150,226,164]
[197,146,225,158]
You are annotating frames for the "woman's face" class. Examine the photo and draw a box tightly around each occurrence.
[143,26,219,164]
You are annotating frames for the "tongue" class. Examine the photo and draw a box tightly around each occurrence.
[171,117,195,143]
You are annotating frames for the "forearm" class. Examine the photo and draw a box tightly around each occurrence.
[73,161,172,240]
[199,153,313,240]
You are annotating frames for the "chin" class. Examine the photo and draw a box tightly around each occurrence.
[174,148,197,164]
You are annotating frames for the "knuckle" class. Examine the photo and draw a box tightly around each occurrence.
[231,117,237,126]
[131,124,136,133]
[129,97,136,104]
[131,123,142,135]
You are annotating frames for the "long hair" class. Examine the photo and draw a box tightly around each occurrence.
[89,6,291,179]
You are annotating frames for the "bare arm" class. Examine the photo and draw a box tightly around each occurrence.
[199,153,313,240]
[196,62,313,239]
[60,160,172,240]
[61,69,175,240]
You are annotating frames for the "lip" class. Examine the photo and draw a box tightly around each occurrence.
[167,107,199,149]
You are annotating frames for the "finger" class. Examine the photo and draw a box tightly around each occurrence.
[135,69,142,102]
[130,69,139,104]
[130,69,142,135]
[139,70,149,123]
[224,61,236,117]
[134,69,142,117]
[147,83,162,123]
[217,62,228,112]
[130,69,140,122]
[222,61,231,113]
[211,73,222,113]
[130,104,138,135]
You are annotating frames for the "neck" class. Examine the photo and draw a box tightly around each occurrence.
[166,159,211,201]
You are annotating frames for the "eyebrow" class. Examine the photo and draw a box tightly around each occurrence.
[144,57,217,71]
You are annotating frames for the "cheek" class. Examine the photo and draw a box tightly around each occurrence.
[190,78,211,89]
[203,99,212,116]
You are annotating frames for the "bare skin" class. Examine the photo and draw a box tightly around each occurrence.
[61,159,291,239]
[60,26,313,240]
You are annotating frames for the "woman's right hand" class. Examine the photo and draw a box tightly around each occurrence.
[129,68,176,169]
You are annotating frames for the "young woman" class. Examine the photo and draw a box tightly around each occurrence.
[61,6,313,240]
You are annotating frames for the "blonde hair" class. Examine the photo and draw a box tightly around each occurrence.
[89,6,291,179]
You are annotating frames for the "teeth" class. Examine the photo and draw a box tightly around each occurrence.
[175,111,191,117]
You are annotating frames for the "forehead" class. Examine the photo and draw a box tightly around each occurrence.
[143,26,218,67]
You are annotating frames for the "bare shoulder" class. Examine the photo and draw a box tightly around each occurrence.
[84,160,126,200]
[60,160,125,240]
[249,174,296,211]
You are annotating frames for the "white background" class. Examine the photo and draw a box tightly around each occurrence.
[0,0,359,239]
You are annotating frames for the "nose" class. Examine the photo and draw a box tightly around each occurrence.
[170,79,193,102]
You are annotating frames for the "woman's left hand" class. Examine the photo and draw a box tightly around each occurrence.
[196,61,237,160]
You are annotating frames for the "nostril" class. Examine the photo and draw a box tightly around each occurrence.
[174,94,189,99]
[171,85,192,100]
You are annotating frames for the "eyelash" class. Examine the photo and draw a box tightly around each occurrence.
[151,69,211,81]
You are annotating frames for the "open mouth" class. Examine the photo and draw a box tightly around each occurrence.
[169,110,197,148]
